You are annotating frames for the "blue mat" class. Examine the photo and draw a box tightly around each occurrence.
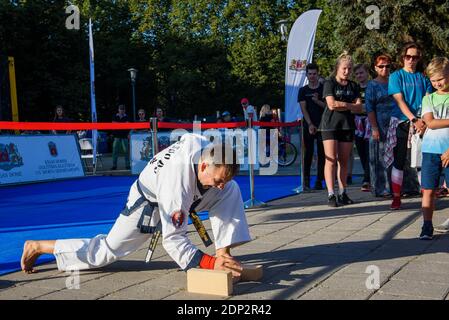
[0,175,302,275]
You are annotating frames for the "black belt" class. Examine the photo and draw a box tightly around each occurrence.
[121,180,158,234]
[189,199,213,247]
[123,180,213,262]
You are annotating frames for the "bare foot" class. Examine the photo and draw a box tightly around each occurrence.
[21,241,41,274]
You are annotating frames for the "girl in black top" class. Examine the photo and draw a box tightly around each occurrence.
[319,52,363,207]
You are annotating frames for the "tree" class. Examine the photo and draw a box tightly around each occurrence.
[2,0,448,122]
[322,0,449,69]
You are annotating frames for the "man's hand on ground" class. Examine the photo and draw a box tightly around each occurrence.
[214,253,243,278]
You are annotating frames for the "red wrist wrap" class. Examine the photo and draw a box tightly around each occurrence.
[199,253,216,270]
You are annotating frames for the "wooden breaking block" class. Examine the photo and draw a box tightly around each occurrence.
[187,268,233,296]
[240,264,263,281]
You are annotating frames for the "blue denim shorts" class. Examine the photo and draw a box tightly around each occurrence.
[421,152,449,190]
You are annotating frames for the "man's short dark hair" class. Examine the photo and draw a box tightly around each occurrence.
[354,64,369,73]
[306,63,319,73]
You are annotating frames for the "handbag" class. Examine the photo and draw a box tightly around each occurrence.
[410,132,422,168]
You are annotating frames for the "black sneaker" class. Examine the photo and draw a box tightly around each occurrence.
[419,224,434,240]
[328,194,338,207]
[110,166,117,170]
[338,192,355,205]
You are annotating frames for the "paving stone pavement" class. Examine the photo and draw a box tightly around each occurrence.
[1,184,449,300]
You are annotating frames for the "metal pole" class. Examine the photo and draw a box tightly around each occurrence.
[151,117,159,156]
[243,116,266,209]
[293,120,304,193]
[132,81,136,122]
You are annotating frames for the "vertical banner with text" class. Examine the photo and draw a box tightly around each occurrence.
[285,10,322,122]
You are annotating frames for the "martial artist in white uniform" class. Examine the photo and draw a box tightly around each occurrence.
[51,133,251,272]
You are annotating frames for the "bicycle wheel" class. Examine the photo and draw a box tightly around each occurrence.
[276,142,297,167]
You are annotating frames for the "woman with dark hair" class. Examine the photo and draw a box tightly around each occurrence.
[154,108,167,122]
[52,105,71,134]
[137,109,147,122]
[154,107,170,132]
[387,42,433,210]
[319,52,363,207]
[366,54,396,197]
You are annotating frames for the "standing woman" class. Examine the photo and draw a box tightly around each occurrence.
[387,42,433,210]
[259,104,273,157]
[319,52,363,207]
[365,54,396,197]
[52,105,71,134]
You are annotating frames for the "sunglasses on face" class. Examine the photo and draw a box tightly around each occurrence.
[376,64,391,69]
[404,54,420,61]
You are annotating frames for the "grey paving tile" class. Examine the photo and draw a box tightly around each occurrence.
[379,279,449,299]
[370,292,437,300]
[0,284,56,300]
[102,283,179,300]
[398,261,449,275]
[298,287,372,300]
[35,289,104,300]
[392,270,449,285]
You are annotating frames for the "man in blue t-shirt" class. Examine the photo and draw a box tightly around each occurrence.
[388,42,433,210]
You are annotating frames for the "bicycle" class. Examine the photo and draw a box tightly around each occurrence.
[274,128,298,167]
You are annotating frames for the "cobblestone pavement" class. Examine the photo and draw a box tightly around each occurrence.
[1,185,449,300]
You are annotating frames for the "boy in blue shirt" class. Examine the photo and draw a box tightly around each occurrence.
[420,57,449,239]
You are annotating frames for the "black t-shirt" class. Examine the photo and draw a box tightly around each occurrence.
[53,116,72,134]
[112,114,130,138]
[298,83,324,127]
[260,114,273,123]
[319,78,360,131]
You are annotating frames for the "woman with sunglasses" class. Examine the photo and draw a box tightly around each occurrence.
[387,42,433,210]
[366,54,396,198]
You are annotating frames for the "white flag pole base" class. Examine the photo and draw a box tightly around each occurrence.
[244,199,267,209]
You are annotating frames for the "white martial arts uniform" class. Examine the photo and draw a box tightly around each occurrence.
[54,133,251,271]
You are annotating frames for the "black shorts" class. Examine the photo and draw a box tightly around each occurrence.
[320,130,354,142]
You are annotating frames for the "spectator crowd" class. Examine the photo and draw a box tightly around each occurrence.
[6,41,449,241]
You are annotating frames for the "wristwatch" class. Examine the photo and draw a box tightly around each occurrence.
[411,118,418,123]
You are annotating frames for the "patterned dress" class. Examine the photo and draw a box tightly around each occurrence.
[365,80,396,197]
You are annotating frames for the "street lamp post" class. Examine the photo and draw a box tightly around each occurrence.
[276,19,289,42]
[128,68,138,121]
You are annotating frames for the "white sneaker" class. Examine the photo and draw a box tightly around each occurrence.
[435,219,449,233]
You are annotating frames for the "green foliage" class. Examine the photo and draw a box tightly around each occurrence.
[1,0,448,121]
[322,0,449,70]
